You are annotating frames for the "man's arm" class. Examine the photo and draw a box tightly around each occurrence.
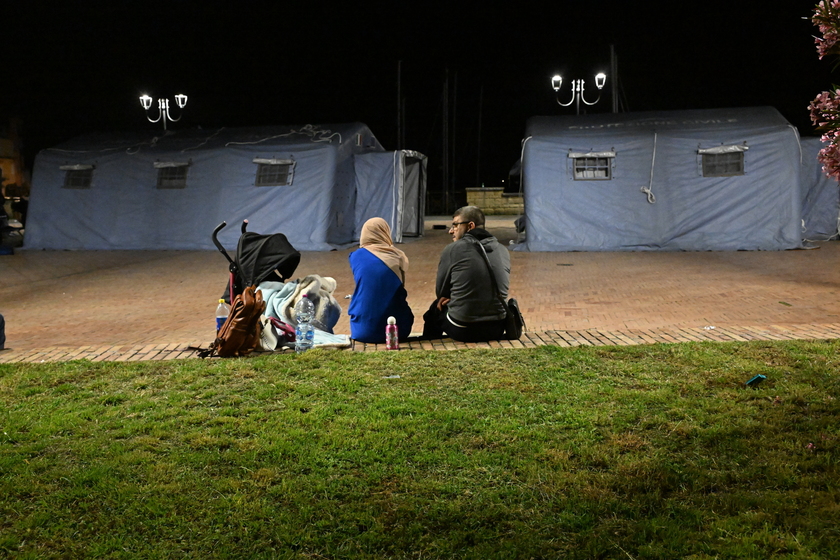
[435,244,454,308]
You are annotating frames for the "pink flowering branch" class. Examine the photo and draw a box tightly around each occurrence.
[811,1,840,178]
[813,0,840,59]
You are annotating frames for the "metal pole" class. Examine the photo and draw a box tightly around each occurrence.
[443,70,449,213]
[476,84,483,188]
[610,45,618,113]
[401,97,406,149]
[451,71,458,201]
[397,60,402,150]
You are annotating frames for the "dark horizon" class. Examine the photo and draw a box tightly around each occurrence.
[1,0,833,195]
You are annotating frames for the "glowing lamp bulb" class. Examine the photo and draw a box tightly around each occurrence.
[595,73,606,89]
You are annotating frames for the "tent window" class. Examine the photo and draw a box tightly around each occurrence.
[702,152,744,177]
[254,160,295,186]
[62,168,93,189]
[156,166,189,189]
[572,156,612,180]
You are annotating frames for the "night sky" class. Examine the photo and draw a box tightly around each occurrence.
[1,0,833,193]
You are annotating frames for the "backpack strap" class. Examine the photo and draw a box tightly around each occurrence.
[471,239,507,309]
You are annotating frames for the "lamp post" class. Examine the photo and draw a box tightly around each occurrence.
[550,73,606,115]
[139,94,188,130]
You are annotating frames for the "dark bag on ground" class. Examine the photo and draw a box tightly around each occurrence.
[504,297,525,340]
[202,285,266,357]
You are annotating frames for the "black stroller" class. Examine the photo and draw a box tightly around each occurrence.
[212,220,301,302]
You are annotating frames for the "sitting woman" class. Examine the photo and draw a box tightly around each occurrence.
[348,217,414,343]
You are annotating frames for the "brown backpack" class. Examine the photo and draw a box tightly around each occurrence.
[206,285,266,357]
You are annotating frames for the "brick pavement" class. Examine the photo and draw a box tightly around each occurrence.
[2,216,840,363]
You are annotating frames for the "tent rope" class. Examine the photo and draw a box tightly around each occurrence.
[225,124,341,147]
[181,127,226,152]
[642,132,658,204]
[46,131,173,155]
[519,136,531,197]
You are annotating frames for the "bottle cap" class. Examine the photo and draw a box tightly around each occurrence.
[387,316,396,324]
[218,299,225,303]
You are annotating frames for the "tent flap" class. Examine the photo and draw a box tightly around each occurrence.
[354,150,427,243]
[800,136,840,241]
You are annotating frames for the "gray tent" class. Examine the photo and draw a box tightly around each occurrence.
[26,123,426,251]
[520,107,803,251]
[800,136,840,241]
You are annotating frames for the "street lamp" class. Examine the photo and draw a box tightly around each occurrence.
[550,73,606,114]
[139,93,188,130]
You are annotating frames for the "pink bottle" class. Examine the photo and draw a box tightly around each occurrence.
[385,316,399,350]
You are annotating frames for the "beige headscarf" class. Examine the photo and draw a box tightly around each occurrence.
[360,217,409,283]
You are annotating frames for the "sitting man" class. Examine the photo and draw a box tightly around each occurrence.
[423,205,510,342]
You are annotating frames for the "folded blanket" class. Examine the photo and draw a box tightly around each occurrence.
[311,329,351,348]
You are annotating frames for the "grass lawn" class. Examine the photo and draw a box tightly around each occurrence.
[1,341,838,559]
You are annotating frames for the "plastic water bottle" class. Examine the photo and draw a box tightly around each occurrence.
[215,298,230,332]
[385,316,399,350]
[294,294,315,353]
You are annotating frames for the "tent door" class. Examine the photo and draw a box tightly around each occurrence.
[401,155,425,237]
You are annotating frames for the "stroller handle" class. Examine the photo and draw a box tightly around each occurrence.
[211,221,235,266]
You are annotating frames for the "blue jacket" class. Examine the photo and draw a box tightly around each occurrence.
[348,248,414,343]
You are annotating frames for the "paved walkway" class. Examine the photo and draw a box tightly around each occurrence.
[2,216,840,362]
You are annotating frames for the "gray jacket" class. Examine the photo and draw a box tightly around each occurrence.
[435,229,510,323]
